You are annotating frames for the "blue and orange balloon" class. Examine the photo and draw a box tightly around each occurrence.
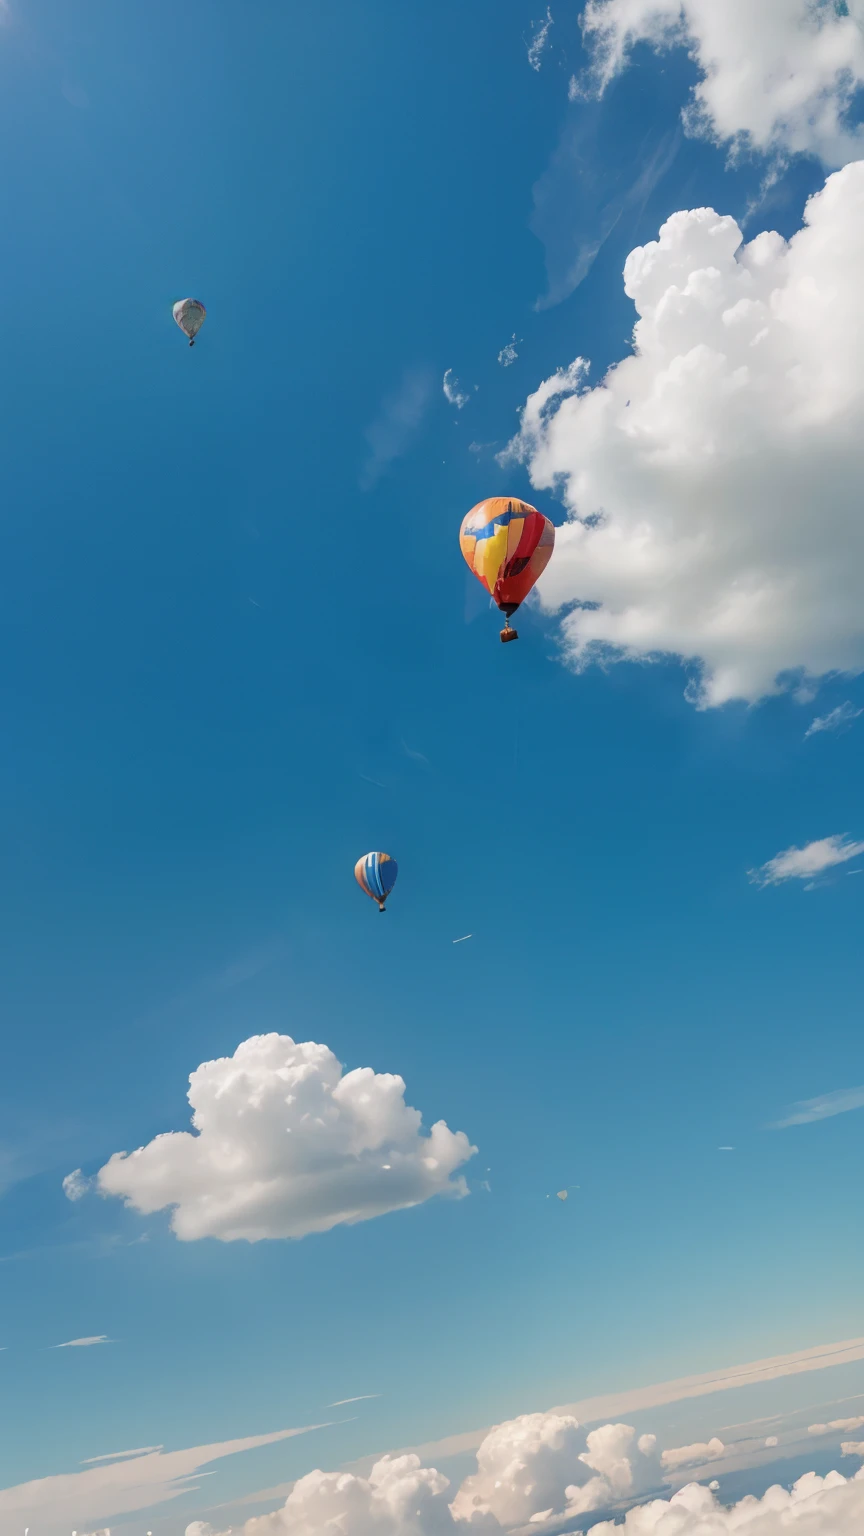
[355,851,398,912]
[460,497,555,642]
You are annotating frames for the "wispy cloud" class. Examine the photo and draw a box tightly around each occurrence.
[805,701,863,738]
[401,738,429,766]
[0,1423,332,1531]
[52,1335,112,1348]
[748,834,864,888]
[81,1446,162,1465]
[498,334,520,367]
[527,7,553,71]
[770,1086,864,1129]
[377,1337,864,1472]
[360,366,433,490]
[62,1168,92,1202]
[532,114,680,309]
[442,369,469,409]
[328,1394,382,1407]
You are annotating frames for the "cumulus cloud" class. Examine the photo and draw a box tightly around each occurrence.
[507,162,864,707]
[528,8,553,72]
[62,1168,91,1202]
[589,1467,864,1534]
[579,0,864,166]
[771,1085,864,1128]
[806,701,863,737]
[186,1454,494,1536]
[450,1415,662,1527]
[749,835,864,888]
[660,1436,724,1471]
[498,335,520,367]
[97,1033,476,1242]
[443,369,470,409]
[187,1415,864,1536]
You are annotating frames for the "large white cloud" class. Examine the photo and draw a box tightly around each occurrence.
[588,1466,864,1534]
[97,1033,476,1241]
[509,161,864,707]
[449,1415,662,1527]
[579,0,864,166]
[187,1454,498,1536]
[184,1414,864,1536]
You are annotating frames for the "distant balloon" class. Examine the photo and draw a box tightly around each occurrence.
[355,851,398,912]
[556,1190,568,1202]
[172,298,206,347]
[460,497,555,643]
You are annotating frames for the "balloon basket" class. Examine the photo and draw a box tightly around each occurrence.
[500,625,519,643]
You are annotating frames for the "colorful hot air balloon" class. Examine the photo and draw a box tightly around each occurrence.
[172,298,206,347]
[460,497,555,642]
[355,851,398,912]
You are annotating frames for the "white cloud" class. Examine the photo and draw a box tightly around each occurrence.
[579,0,864,166]
[450,1415,661,1527]
[81,1446,162,1464]
[187,1454,496,1536]
[52,1336,111,1348]
[772,1085,864,1128]
[660,1436,724,1471]
[327,1395,381,1407]
[749,835,864,888]
[443,369,470,409]
[62,1168,91,1202]
[842,1442,864,1456]
[498,335,520,367]
[588,1467,864,1534]
[97,1033,476,1242]
[508,162,864,707]
[809,1417,864,1435]
[450,1412,584,1526]
[190,1414,846,1536]
[528,8,553,71]
[806,701,863,737]
[0,1426,326,1536]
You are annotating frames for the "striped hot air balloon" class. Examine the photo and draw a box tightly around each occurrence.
[460,497,555,642]
[354,852,398,913]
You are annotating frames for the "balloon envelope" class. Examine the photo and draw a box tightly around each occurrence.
[173,298,206,342]
[460,498,555,617]
[355,851,398,910]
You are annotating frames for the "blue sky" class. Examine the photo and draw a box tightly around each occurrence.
[2,1,864,1532]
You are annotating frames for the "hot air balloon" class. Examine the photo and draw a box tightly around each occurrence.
[460,497,555,642]
[355,851,398,912]
[172,298,206,347]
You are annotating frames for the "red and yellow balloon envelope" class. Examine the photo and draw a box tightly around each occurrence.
[355,851,398,913]
[460,498,555,642]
